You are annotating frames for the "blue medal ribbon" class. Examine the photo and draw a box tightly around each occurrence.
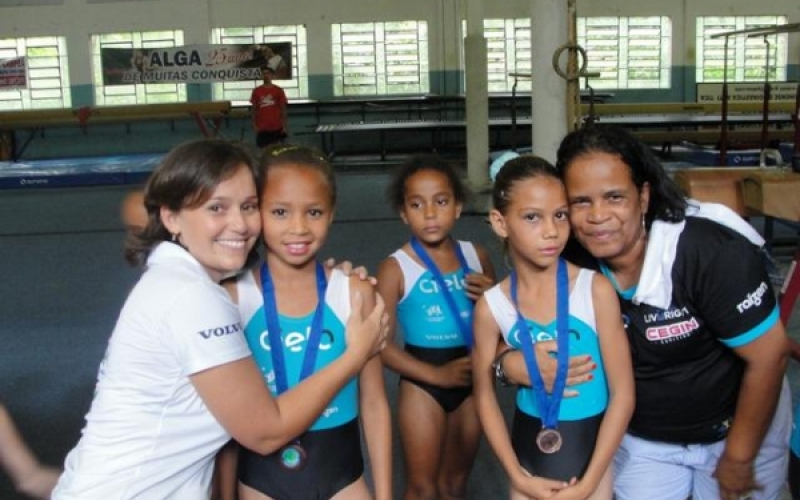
[410,237,474,348]
[260,261,328,395]
[510,258,569,430]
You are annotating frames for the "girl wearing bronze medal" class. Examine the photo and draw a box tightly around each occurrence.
[472,155,634,499]
[218,145,392,500]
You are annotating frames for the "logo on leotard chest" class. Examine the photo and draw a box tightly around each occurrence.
[258,327,335,352]
[425,304,445,321]
[511,327,580,346]
[423,304,469,322]
[419,275,466,294]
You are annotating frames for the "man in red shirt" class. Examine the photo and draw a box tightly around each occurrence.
[250,67,288,151]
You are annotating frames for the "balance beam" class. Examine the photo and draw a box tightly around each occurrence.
[0,108,79,128]
[1,101,232,160]
[0,101,231,129]
[85,101,231,124]
[83,101,232,138]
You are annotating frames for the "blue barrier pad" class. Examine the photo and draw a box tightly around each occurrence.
[0,154,162,189]
[670,142,795,168]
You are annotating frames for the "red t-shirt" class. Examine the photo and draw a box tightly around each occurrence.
[250,84,287,132]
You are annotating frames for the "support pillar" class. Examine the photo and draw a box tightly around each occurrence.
[531,0,570,162]
[463,0,490,190]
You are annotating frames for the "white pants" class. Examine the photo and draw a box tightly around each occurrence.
[614,378,792,500]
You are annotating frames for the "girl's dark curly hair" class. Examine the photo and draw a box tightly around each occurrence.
[386,154,467,212]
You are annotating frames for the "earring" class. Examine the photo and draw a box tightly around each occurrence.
[171,233,178,242]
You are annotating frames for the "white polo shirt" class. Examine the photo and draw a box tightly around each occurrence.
[53,242,251,500]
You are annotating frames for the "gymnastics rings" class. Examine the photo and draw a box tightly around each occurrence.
[551,43,588,82]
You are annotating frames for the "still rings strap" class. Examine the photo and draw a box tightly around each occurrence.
[260,261,328,395]
[510,258,570,430]
[410,237,474,348]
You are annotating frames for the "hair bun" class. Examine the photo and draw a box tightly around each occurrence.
[489,151,520,182]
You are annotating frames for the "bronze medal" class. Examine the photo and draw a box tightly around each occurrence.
[279,443,307,471]
[536,428,563,454]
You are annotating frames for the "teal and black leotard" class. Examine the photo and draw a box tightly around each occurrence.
[393,240,482,412]
[235,267,363,500]
[484,268,607,481]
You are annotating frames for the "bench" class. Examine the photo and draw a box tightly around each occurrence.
[315,118,531,160]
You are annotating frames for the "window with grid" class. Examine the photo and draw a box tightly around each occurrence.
[695,16,787,83]
[467,16,670,92]
[577,16,671,89]
[211,25,307,101]
[483,18,532,93]
[331,21,429,96]
[91,30,186,106]
[0,36,71,111]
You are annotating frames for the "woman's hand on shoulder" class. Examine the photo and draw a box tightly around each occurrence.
[465,244,497,301]
[464,272,494,301]
[325,257,376,286]
[345,280,388,362]
[347,274,377,313]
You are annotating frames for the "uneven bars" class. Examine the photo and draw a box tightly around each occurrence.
[710,22,800,39]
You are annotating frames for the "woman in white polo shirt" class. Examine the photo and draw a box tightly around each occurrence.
[52,139,386,500]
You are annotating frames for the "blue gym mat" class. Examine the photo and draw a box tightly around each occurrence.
[0,153,162,189]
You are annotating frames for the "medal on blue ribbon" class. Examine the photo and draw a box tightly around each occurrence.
[261,261,328,470]
[510,258,569,454]
[410,237,474,348]
[278,443,307,470]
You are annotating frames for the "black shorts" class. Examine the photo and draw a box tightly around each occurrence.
[238,418,364,500]
[511,407,603,482]
[256,130,286,148]
[400,344,472,413]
